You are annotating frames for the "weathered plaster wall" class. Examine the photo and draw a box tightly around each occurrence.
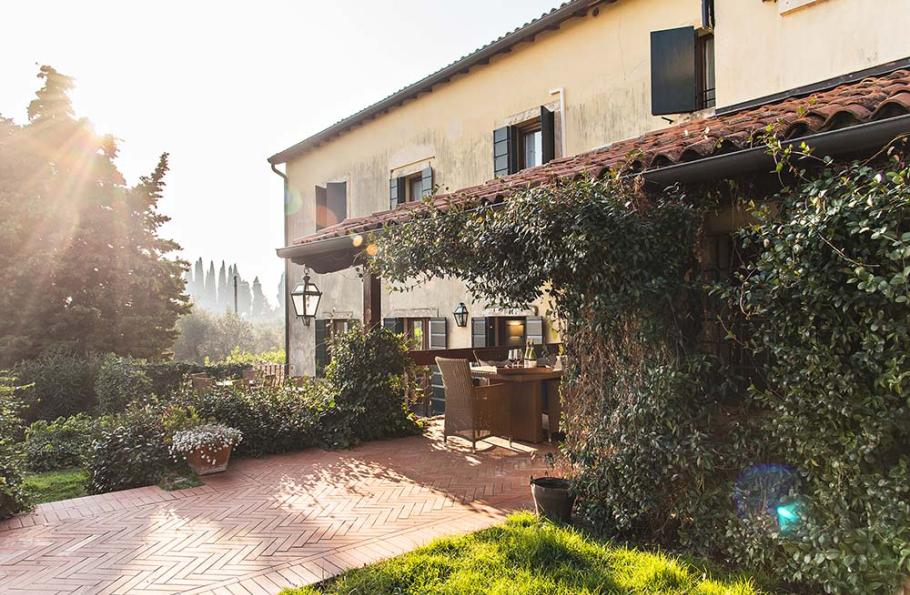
[283,0,910,375]
[714,0,910,107]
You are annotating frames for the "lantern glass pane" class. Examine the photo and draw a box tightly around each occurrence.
[290,282,306,317]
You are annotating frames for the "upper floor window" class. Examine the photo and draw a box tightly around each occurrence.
[315,181,346,230]
[493,106,556,177]
[389,166,433,210]
[650,26,716,115]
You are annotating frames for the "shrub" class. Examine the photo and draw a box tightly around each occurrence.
[323,327,420,446]
[141,361,248,398]
[24,413,95,472]
[95,354,153,413]
[179,382,330,455]
[0,376,32,517]
[726,158,910,593]
[14,347,100,422]
[87,403,177,494]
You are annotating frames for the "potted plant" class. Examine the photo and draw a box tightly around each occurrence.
[530,452,574,522]
[171,424,242,475]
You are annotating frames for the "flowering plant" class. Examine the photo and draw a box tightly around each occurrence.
[170,424,242,461]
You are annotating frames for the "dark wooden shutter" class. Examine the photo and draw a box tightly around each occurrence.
[429,317,447,350]
[383,317,404,334]
[471,317,488,348]
[315,319,328,378]
[326,181,347,226]
[650,27,698,116]
[493,126,518,177]
[315,185,327,230]
[526,316,545,345]
[702,0,715,28]
[420,166,434,198]
[389,177,406,210]
[540,107,556,164]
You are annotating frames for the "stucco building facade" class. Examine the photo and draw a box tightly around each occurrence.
[269,0,910,384]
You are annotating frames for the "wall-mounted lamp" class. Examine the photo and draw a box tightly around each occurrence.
[453,302,468,327]
[290,271,322,327]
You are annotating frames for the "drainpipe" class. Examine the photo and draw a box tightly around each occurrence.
[270,163,291,375]
[549,87,567,157]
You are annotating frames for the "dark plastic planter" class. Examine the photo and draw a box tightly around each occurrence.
[530,476,574,522]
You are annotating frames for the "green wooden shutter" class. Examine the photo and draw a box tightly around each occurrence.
[540,107,556,164]
[389,177,406,210]
[429,318,447,350]
[651,27,698,116]
[420,166,434,198]
[315,319,328,378]
[383,317,404,334]
[471,317,488,348]
[315,185,327,230]
[526,316,545,345]
[493,126,518,177]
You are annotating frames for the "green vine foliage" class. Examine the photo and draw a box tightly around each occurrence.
[370,176,755,546]
[371,154,910,593]
[725,152,910,593]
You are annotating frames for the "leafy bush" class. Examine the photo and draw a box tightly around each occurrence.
[95,354,153,413]
[179,382,330,456]
[215,346,285,365]
[14,347,100,422]
[24,414,95,472]
[141,361,248,398]
[324,327,421,446]
[0,376,32,517]
[87,403,177,494]
[725,158,910,593]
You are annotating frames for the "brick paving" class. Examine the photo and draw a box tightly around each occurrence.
[0,420,552,594]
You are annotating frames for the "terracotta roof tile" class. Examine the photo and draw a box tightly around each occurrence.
[290,69,910,247]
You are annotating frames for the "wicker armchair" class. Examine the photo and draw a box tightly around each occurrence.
[436,357,512,451]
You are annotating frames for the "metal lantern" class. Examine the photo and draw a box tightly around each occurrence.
[453,302,468,327]
[290,272,322,326]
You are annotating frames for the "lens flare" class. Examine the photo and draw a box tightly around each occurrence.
[733,463,802,532]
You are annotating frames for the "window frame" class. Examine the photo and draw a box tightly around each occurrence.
[697,32,716,110]
[517,119,544,170]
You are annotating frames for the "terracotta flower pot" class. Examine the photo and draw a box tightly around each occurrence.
[185,444,234,475]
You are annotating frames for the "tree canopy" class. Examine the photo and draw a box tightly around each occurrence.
[0,66,189,365]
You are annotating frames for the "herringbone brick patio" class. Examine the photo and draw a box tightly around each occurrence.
[0,420,552,594]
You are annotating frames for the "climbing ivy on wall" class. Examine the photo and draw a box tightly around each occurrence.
[369,144,910,593]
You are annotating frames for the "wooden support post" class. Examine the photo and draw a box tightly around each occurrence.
[363,272,381,329]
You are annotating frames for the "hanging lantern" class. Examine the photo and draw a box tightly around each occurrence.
[290,272,322,326]
[453,302,468,327]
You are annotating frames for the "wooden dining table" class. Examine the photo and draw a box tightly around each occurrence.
[470,366,563,443]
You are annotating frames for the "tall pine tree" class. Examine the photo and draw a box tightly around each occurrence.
[0,66,189,365]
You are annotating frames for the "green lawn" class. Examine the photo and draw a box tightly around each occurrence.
[283,512,762,595]
[23,468,89,503]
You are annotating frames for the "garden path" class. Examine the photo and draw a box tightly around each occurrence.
[0,419,551,594]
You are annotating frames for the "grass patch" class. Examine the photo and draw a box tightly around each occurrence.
[23,468,89,503]
[283,512,763,594]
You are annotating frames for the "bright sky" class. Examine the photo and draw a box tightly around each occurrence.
[0,0,560,306]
